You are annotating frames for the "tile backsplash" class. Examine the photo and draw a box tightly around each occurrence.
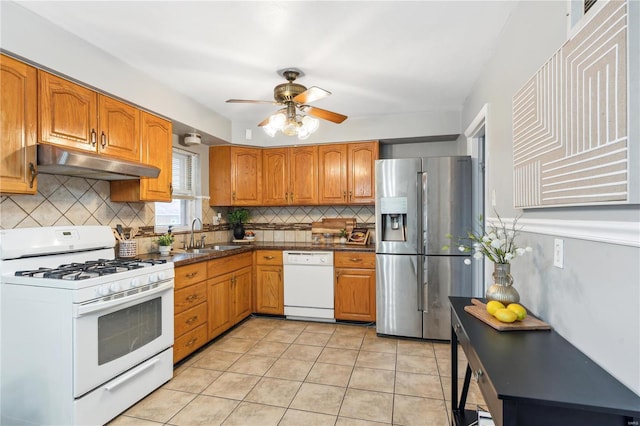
[1,174,375,249]
[1,174,153,229]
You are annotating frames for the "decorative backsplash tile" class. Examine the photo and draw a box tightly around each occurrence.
[1,175,376,236]
[1,174,153,229]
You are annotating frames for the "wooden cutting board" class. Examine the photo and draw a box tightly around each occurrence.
[311,218,356,235]
[464,298,551,331]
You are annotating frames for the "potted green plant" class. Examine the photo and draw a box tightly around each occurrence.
[339,228,348,244]
[228,208,250,240]
[155,233,174,256]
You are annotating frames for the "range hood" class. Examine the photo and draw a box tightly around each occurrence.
[37,144,160,181]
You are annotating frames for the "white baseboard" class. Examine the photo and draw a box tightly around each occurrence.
[487,217,640,247]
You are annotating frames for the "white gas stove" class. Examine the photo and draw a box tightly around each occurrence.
[1,226,175,425]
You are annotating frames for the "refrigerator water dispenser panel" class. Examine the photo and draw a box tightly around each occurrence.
[380,197,408,242]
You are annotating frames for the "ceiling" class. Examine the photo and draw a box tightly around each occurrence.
[16,1,517,129]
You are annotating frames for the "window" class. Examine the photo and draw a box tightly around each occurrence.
[155,148,200,232]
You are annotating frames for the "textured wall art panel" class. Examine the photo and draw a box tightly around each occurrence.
[513,0,629,208]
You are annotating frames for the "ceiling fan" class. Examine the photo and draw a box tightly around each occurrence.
[226,69,347,138]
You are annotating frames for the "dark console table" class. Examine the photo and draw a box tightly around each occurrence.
[449,296,640,426]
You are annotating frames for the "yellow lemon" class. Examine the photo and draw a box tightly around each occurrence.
[494,308,518,323]
[507,303,527,321]
[486,300,505,316]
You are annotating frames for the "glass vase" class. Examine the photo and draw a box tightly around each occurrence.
[485,262,520,304]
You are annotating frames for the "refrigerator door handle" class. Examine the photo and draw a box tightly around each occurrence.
[422,257,428,313]
[417,256,428,313]
[418,172,425,253]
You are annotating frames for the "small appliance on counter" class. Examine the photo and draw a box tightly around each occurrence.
[375,157,473,340]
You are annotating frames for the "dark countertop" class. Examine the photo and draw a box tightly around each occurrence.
[138,241,375,267]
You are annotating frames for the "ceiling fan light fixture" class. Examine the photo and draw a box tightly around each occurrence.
[269,112,286,130]
[282,118,300,136]
[263,124,277,137]
[301,115,319,133]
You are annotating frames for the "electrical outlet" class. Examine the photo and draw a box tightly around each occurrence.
[553,238,564,268]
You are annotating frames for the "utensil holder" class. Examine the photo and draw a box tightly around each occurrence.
[119,240,137,258]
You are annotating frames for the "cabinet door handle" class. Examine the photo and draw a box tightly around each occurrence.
[90,129,97,146]
[186,337,198,347]
[185,315,199,325]
[263,256,274,260]
[349,190,353,200]
[186,271,198,279]
[100,131,107,148]
[343,191,347,200]
[232,191,236,200]
[350,257,363,263]
[186,294,199,302]
[169,183,173,196]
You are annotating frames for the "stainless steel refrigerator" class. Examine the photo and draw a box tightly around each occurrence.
[375,156,472,340]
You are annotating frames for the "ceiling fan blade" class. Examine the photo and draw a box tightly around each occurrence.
[257,116,271,127]
[226,99,277,104]
[302,106,347,124]
[293,86,331,104]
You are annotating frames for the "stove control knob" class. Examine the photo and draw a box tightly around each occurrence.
[130,278,140,288]
[320,258,326,263]
[157,271,166,281]
[109,282,121,292]
[148,273,158,283]
[98,286,110,296]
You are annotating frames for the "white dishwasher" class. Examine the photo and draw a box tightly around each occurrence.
[283,251,335,322]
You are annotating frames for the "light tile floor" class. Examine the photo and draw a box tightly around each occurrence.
[110,317,486,426]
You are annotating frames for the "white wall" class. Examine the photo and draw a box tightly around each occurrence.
[462,0,640,394]
[232,111,462,146]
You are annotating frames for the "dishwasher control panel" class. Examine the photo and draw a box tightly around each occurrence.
[283,251,333,266]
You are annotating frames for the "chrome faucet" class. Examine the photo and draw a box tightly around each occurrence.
[189,218,204,249]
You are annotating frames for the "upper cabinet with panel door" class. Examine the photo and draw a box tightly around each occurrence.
[209,146,262,206]
[262,146,318,205]
[38,71,140,163]
[318,141,378,205]
[0,54,38,195]
[110,111,173,202]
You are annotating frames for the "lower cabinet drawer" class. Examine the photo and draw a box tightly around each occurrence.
[174,281,207,314]
[173,323,207,363]
[175,302,207,337]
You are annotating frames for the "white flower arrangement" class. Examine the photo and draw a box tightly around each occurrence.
[444,212,532,265]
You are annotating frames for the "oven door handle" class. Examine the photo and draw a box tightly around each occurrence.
[103,356,160,391]
[75,280,174,317]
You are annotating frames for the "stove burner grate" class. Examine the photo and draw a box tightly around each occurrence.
[14,258,167,280]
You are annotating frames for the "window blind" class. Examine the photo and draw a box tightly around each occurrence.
[171,149,195,199]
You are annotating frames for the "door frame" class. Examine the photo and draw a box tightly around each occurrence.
[464,104,489,297]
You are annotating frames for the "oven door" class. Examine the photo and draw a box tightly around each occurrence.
[73,279,174,397]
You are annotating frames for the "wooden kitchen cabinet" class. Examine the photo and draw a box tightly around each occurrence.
[209,146,262,206]
[334,252,376,322]
[347,142,378,204]
[207,251,253,340]
[0,54,37,195]
[255,250,284,315]
[173,261,208,363]
[110,111,172,202]
[38,71,140,162]
[318,141,378,205]
[262,146,318,205]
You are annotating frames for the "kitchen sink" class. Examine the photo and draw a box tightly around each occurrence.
[187,245,241,254]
